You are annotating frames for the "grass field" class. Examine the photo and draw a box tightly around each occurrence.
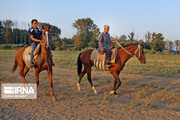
[0,50,180,119]
[1,50,180,76]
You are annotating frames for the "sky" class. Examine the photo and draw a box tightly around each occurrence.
[0,0,180,41]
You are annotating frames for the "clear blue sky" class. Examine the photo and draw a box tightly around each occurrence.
[0,0,180,41]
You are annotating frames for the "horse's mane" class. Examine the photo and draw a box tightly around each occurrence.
[117,43,139,49]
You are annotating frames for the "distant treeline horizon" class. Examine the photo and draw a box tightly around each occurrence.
[0,18,179,51]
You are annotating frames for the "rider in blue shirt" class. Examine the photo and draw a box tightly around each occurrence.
[97,25,117,67]
[28,19,42,67]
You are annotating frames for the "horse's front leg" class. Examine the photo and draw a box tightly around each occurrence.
[47,67,55,100]
[35,69,40,87]
[110,71,121,95]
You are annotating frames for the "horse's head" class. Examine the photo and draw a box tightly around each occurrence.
[134,43,146,64]
[41,25,50,48]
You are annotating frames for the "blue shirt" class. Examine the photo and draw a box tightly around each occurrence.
[28,27,42,43]
[97,32,111,49]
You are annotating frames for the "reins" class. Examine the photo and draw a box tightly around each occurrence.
[116,42,141,58]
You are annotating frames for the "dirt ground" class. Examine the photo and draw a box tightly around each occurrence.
[0,63,180,120]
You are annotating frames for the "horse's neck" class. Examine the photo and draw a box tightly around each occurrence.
[40,46,49,57]
[117,45,137,64]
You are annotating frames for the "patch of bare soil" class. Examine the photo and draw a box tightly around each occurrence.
[0,62,180,120]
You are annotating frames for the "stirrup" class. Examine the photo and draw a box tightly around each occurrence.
[106,64,114,68]
[30,64,35,68]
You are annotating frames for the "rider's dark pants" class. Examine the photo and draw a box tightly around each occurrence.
[30,42,38,65]
[103,48,112,64]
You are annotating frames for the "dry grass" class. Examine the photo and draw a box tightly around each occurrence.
[0,50,180,119]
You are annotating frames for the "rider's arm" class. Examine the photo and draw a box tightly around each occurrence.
[30,35,41,43]
[97,33,103,49]
[98,41,103,49]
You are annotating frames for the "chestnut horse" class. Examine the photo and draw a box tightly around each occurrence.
[77,43,146,95]
[11,25,55,100]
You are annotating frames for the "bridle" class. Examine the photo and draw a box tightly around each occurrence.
[41,30,49,46]
[117,42,142,58]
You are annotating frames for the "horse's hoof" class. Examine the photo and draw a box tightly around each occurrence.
[78,88,81,91]
[52,96,56,102]
[92,86,98,95]
[110,91,117,95]
[94,91,98,95]
[77,83,81,91]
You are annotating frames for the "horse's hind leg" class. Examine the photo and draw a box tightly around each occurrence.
[87,67,97,94]
[19,64,28,84]
[23,66,29,77]
[77,69,87,91]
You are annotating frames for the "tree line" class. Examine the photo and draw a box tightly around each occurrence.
[0,18,179,51]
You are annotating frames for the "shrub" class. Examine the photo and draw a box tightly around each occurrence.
[82,47,96,51]
[55,47,61,51]
[71,47,77,51]
[11,44,24,50]
[144,49,150,54]
[0,44,25,50]
[149,49,157,54]
[0,44,12,49]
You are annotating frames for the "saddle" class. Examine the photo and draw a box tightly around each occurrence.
[90,48,117,71]
[23,43,41,68]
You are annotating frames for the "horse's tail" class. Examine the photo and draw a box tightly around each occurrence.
[10,59,18,73]
[77,53,82,76]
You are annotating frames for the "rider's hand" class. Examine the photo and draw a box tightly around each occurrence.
[112,40,117,43]
[100,48,104,54]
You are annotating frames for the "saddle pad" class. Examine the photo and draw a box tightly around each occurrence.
[90,48,117,71]
[23,43,41,68]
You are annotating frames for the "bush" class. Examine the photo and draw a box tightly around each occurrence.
[55,47,61,51]
[144,49,150,54]
[156,51,163,54]
[82,47,96,51]
[0,44,25,50]
[0,44,12,49]
[144,49,157,54]
[71,47,77,51]
[149,49,157,54]
[11,44,24,50]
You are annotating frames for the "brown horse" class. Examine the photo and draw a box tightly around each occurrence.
[11,25,55,100]
[77,43,146,95]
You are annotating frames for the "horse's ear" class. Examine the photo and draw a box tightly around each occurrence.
[42,25,44,29]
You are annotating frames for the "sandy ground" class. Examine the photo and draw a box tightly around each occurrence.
[0,62,180,120]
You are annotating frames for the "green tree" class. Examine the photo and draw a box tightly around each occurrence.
[150,32,156,50]
[128,32,135,41]
[38,22,61,37]
[3,20,14,44]
[167,41,173,50]
[145,31,151,44]
[88,27,100,48]
[150,32,165,51]
[73,18,100,50]
[174,40,180,51]
[119,34,127,41]
[38,22,61,50]
[154,33,165,51]
[13,28,21,44]
[0,21,4,44]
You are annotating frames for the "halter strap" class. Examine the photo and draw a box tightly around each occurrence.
[116,42,141,58]
[134,44,141,58]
